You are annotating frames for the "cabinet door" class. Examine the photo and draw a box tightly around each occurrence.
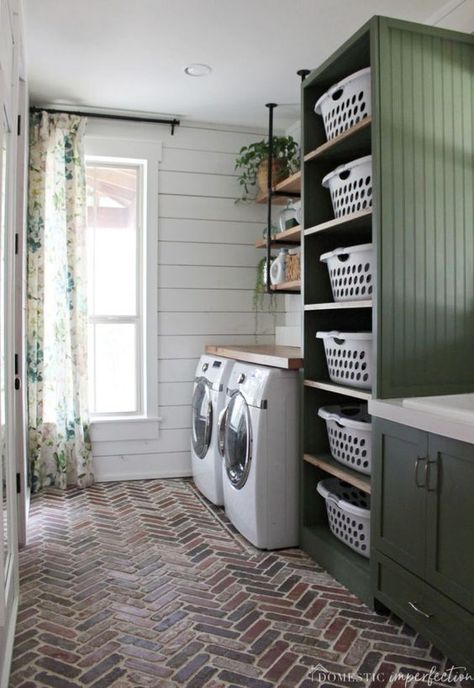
[372,419,427,577]
[425,434,474,614]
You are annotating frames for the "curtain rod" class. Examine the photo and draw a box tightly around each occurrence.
[29,106,180,135]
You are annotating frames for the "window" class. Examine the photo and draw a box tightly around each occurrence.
[84,132,160,432]
[86,159,145,417]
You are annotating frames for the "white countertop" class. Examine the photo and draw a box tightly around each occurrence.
[369,394,474,444]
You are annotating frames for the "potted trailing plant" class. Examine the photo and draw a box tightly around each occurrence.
[254,257,278,341]
[254,257,271,311]
[235,136,299,202]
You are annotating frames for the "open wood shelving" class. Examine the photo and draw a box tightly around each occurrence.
[304,453,371,494]
[256,170,301,205]
[304,209,372,237]
[270,280,301,293]
[258,102,304,294]
[304,300,372,311]
[255,224,301,248]
[304,117,372,164]
[304,379,372,401]
[301,28,375,605]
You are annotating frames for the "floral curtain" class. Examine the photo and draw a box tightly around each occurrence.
[27,111,93,492]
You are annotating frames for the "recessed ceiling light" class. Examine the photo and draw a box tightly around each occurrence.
[184,63,212,77]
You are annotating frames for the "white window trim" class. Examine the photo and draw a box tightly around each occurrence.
[84,135,161,441]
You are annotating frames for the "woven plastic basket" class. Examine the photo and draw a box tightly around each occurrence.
[318,404,372,475]
[314,67,371,141]
[316,331,372,389]
[317,478,370,557]
[320,243,373,302]
[322,155,372,218]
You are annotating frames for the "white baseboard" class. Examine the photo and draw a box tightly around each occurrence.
[93,452,192,482]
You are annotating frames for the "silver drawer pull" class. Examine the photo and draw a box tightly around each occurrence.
[408,601,432,619]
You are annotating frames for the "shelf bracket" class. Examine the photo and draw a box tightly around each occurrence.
[297,69,311,82]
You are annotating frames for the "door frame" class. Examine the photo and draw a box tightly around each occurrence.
[14,76,29,547]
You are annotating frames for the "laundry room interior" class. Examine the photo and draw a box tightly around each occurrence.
[1,1,474,686]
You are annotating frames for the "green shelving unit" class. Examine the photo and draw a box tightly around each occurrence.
[301,16,474,607]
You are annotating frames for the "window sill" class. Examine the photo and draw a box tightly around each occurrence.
[90,416,161,443]
[91,415,161,424]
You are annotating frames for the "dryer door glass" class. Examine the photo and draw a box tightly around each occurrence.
[225,392,252,489]
[192,380,213,459]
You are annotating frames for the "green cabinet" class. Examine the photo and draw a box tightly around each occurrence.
[425,433,474,614]
[301,15,474,611]
[372,418,474,671]
[372,422,427,576]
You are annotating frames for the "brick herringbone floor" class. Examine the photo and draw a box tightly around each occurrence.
[10,479,471,687]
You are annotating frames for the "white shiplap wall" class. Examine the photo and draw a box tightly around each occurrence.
[86,118,283,480]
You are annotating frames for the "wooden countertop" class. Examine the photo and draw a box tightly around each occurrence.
[205,344,303,370]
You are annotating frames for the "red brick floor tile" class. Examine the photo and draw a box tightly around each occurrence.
[10,479,467,688]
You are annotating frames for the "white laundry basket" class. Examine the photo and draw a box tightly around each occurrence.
[322,155,372,219]
[314,67,371,141]
[317,478,370,557]
[320,244,373,302]
[316,331,372,389]
[318,405,372,475]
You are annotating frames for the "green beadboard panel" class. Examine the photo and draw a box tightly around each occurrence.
[376,20,474,398]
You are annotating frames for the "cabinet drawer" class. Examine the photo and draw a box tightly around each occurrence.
[374,553,474,673]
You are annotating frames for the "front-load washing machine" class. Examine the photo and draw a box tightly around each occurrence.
[191,355,234,505]
[219,362,299,549]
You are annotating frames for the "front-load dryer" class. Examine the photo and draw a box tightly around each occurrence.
[220,362,299,549]
[191,355,234,505]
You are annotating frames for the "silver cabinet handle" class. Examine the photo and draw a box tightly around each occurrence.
[425,455,439,492]
[408,601,432,619]
[218,407,227,457]
[414,457,426,488]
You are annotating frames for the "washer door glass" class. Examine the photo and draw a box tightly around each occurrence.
[192,380,213,459]
[225,392,252,489]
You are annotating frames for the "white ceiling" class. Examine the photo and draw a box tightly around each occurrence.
[24,0,460,129]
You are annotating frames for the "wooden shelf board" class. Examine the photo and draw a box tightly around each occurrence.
[305,209,372,237]
[276,170,301,194]
[304,300,372,311]
[270,280,301,293]
[255,225,301,248]
[304,117,372,163]
[304,379,372,401]
[274,224,301,243]
[205,344,303,370]
[255,194,290,206]
[256,170,301,204]
[304,453,371,493]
